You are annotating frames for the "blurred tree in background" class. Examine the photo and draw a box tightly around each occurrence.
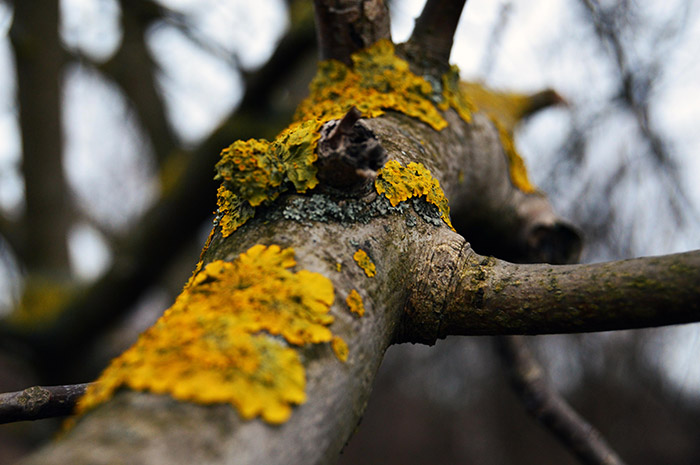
[0,0,699,463]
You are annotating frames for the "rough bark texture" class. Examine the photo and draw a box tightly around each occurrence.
[404,0,468,76]
[313,0,391,64]
[436,249,700,339]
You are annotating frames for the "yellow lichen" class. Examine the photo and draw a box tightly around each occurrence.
[353,249,376,277]
[215,41,486,235]
[294,39,447,130]
[458,82,537,193]
[331,336,349,363]
[76,244,343,425]
[215,122,320,237]
[439,65,475,123]
[336,262,342,272]
[346,289,365,317]
[374,160,454,230]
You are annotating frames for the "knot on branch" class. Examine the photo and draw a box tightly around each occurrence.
[317,107,387,189]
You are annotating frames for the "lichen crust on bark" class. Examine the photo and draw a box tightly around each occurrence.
[72,244,349,426]
[214,38,543,237]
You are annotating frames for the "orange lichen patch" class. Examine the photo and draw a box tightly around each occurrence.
[458,82,537,193]
[294,39,447,131]
[331,336,349,363]
[375,160,454,230]
[353,249,376,278]
[75,244,342,425]
[216,185,255,238]
[346,289,365,317]
[460,82,534,132]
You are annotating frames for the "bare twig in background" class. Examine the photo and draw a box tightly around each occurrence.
[578,0,698,224]
[497,336,627,465]
[0,383,90,424]
[10,0,73,271]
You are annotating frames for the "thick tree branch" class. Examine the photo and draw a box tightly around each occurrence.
[401,246,700,343]
[497,336,627,465]
[0,383,89,424]
[313,0,390,64]
[404,0,468,76]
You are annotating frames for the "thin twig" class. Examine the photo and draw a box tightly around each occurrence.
[0,383,90,424]
[497,336,627,465]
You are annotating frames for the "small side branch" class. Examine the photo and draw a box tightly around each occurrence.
[0,383,90,424]
[404,0,468,75]
[400,240,700,344]
[497,336,626,465]
[313,0,390,65]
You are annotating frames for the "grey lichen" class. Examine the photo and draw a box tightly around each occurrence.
[277,192,443,230]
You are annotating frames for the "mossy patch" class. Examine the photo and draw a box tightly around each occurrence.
[75,244,343,425]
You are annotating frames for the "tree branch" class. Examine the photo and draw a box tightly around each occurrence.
[404,0,468,75]
[313,0,390,64]
[401,246,700,343]
[10,0,72,271]
[0,383,89,424]
[497,336,627,465]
